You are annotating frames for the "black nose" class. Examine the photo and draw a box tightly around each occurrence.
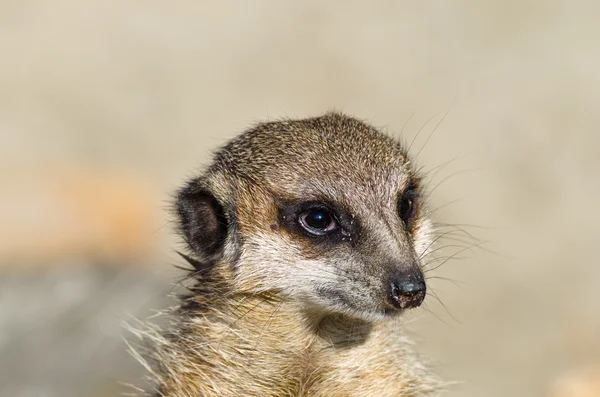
[390,276,426,310]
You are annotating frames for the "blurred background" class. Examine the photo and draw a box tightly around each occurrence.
[1,1,599,396]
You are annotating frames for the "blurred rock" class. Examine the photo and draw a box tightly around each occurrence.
[0,168,161,267]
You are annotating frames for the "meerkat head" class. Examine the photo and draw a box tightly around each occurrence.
[176,112,433,322]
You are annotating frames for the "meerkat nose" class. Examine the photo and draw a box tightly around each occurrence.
[390,275,426,310]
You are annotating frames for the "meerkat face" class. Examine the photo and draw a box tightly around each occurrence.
[177,113,433,322]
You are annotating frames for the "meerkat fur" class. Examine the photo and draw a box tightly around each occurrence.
[129,112,445,396]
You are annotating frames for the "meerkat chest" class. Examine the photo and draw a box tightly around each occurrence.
[297,325,431,397]
[219,313,429,396]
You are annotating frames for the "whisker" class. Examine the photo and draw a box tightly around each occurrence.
[413,107,451,160]
[421,243,483,260]
[424,241,486,273]
[427,167,482,195]
[427,289,461,324]
[426,276,468,288]
[423,255,471,268]
[400,112,416,139]
[433,222,502,230]
[420,153,465,181]
[432,224,486,243]
[428,197,465,214]
[407,112,441,155]
[420,302,452,328]
[419,229,475,259]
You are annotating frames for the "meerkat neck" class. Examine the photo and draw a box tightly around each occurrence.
[146,263,438,397]
[154,289,318,397]
[155,292,437,397]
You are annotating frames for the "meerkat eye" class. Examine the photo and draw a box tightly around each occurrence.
[298,208,338,235]
[398,184,418,230]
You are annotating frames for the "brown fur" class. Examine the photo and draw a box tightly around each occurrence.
[130,112,444,396]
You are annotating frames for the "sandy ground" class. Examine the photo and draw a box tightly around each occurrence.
[1,1,599,396]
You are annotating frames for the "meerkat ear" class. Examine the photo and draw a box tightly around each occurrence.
[176,179,228,265]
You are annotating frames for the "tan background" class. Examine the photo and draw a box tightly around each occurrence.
[1,1,599,396]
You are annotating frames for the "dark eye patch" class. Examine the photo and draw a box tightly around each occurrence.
[277,199,356,244]
[397,182,420,231]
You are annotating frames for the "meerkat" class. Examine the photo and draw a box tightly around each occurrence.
[132,112,444,396]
